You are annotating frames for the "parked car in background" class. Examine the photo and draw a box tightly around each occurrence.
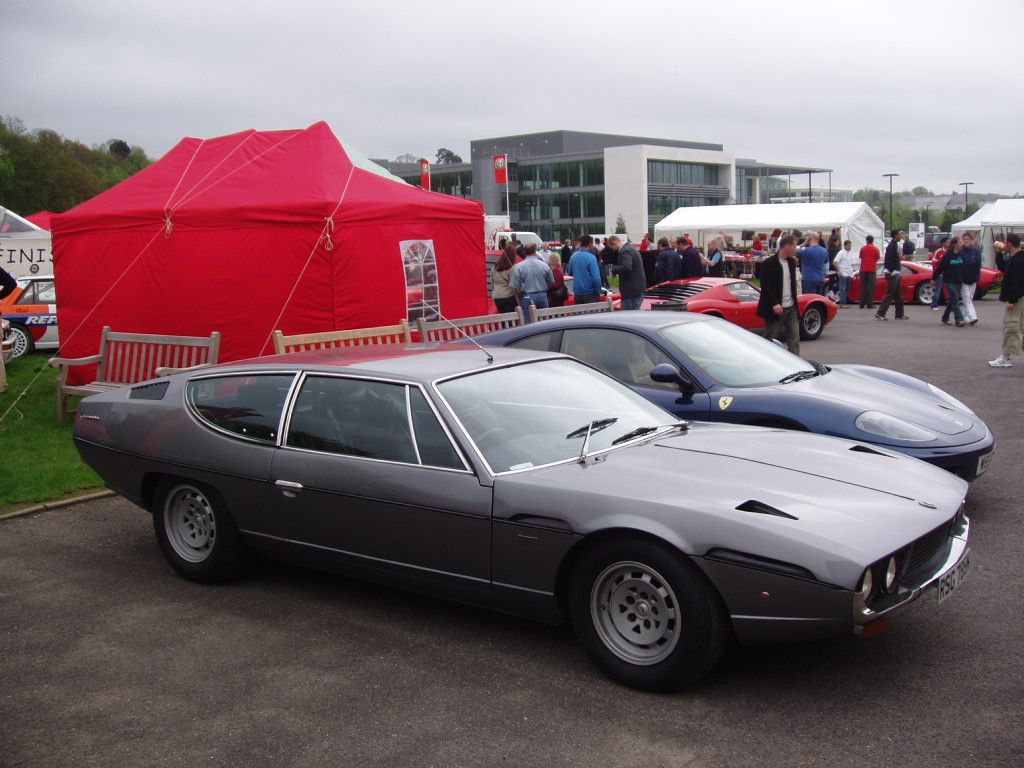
[477,312,994,481]
[0,274,59,357]
[73,345,971,691]
[924,232,951,252]
[848,261,1001,305]
[629,277,837,341]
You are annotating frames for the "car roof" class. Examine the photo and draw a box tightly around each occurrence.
[479,310,713,336]
[199,343,563,383]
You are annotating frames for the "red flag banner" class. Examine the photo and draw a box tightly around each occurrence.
[493,154,508,185]
[419,159,430,189]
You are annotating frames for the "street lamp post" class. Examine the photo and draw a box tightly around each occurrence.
[882,173,899,231]
[959,181,974,217]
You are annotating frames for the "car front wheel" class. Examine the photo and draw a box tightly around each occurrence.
[915,281,934,305]
[799,304,825,340]
[569,537,726,691]
[9,324,33,358]
[153,479,251,583]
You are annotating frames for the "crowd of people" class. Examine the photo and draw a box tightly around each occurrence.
[489,227,1024,367]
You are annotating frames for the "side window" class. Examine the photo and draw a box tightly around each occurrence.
[561,329,675,389]
[187,374,295,443]
[725,282,761,302]
[287,376,417,464]
[16,282,36,304]
[507,330,560,353]
[409,388,465,469]
[901,266,914,276]
[35,280,56,303]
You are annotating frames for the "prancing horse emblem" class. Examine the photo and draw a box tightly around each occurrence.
[719,396,733,410]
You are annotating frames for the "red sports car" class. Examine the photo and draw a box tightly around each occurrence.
[634,277,838,340]
[849,261,1002,305]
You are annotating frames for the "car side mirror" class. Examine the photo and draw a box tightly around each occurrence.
[650,363,694,393]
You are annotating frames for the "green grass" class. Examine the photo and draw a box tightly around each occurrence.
[0,353,103,508]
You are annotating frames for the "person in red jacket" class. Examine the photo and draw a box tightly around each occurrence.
[858,235,881,309]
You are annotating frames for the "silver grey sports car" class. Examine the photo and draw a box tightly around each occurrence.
[73,345,971,691]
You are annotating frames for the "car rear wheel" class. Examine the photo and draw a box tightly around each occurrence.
[799,304,825,340]
[915,281,934,305]
[569,537,726,691]
[153,479,251,583]
[9,324,33,358]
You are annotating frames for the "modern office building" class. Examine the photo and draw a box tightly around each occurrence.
[380,130,834,242]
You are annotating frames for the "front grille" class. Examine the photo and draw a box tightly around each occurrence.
[644,283,710,301]
[905,520,953,577]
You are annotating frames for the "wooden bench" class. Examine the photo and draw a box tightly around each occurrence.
[416,309,524,342]
[272,320,412,354]
[529,296,616,323]
[50,326,221,423]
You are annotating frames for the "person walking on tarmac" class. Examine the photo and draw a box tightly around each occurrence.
[876,230,907,321]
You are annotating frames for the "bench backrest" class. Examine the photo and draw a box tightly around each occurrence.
[272,320,413,354]
[416,309,524,342]
[529,296,616,323]
[95,327,221,384]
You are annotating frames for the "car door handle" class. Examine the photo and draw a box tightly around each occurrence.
[274,480,303,498]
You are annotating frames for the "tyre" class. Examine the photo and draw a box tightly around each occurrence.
[569,537,726,691]
[9,324,33,358]
[152,479,251,583]
[915,281,934,305]
[799,304,825,341]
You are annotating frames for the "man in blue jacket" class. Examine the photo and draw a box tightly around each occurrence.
[567,235,604,304]
[960,232,982,325]
[797,232,829,295]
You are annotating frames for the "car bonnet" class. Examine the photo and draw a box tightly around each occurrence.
[780,366,977,437]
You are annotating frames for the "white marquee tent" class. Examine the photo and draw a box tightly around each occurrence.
[653,201,885,252]
[952,199,1024,266]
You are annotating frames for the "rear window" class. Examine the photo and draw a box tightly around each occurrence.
[187,374,296,443]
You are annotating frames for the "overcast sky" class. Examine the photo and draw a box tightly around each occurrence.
[8,0,1023,196]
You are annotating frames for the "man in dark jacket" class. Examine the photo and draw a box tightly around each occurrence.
[654,238,682,283]
[609,236,647,310]
[960,232,982,325]
[678,237,703,279]
[876,230,906,320]
[988,233,1024,367]
[756,234,801,355]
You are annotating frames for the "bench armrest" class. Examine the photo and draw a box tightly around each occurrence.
[154,362,214,377]
[49,354,102,369]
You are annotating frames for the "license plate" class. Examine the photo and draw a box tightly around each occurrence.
[977,451,993,477]
[937,552,970,604]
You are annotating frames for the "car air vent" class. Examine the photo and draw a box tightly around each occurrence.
[129,381,170,400]
[849,444,890,457]
[643,284,710,301]
[736,499,798,520]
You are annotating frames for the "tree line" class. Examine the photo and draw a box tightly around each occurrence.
[853,186,979,232]
[0,115,152,216]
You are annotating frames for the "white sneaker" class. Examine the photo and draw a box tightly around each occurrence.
[988,355,1012,368]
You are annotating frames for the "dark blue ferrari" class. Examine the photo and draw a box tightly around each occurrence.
[477,312,994,481]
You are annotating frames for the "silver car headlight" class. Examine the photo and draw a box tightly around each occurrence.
[855,411,936,442]
[928,383,975,415]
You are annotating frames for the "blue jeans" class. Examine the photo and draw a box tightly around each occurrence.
[942,281,964,324]
[930,275,944,308]
[838,276,852,305]
[520,291,549,323]
[802,280,826,296]
[620,295,644,310]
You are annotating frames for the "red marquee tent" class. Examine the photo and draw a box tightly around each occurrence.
[51,122,486,383]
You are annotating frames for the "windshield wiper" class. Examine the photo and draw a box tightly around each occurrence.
[611,421,690,446]
[566,417,618,440]
[778,370,820,384]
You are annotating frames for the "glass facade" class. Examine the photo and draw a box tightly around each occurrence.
[647,160,720,186]
[517,158,603,190]
[648,195,718,221]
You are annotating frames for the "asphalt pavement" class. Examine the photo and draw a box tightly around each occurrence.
[1,296,1022,768]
